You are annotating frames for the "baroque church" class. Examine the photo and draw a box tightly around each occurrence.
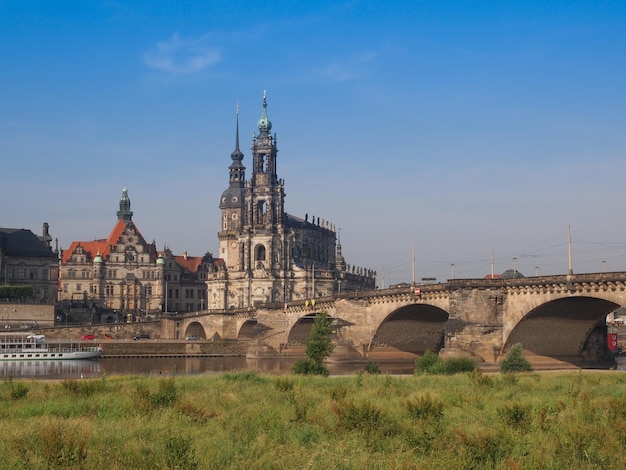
[58,93,374,320]
[204,93,375,309]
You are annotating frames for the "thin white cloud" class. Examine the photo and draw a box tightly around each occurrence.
[143,33,220,74]
[316,50,382,83]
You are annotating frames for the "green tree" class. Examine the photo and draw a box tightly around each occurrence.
[306,312,334,363]
[0,285,34,298]
[293,312,334,375]
[500,343,532,373]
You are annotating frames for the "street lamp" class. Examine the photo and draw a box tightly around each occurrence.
[513,258,517,278]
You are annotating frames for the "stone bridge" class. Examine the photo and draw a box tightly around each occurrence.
[163,272,626,367]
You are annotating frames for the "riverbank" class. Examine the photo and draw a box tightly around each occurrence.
[1,371,626,468]
[96,339,250,358]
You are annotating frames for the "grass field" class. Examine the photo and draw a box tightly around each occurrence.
[0,370,625,469]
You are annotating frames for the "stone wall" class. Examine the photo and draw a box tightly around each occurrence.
[0,302,55,328]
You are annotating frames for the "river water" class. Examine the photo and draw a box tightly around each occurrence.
[0,357,417,380]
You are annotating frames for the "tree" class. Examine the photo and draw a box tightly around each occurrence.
[293,312,334,375]
[306,312,334,363]
[500,343,532,373]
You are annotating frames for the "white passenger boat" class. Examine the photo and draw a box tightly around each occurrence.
[0,334,102,361]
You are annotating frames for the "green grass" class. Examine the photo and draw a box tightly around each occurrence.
[0,371,625,468]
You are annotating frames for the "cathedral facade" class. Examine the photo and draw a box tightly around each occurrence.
[205,94,375,309]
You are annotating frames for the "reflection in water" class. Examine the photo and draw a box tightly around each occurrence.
[0,357,416,380]
[100,357,415,377]
[0,360,102,379]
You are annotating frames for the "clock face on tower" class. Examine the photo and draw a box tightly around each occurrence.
[231,242,238,248]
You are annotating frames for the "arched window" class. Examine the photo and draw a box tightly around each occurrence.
[255,244,266,261]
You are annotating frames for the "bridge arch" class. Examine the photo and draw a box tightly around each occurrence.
[238,319,267,339]
[503,296,618,363]
[369,304,449,356]
[184,321,207,340]
[285,312,339,346]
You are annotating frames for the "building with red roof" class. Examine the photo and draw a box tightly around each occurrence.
[59,186,214,323]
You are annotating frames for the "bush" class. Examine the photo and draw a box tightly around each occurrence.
[415,350,476,375]
[406,393,445,421]
[364,361,380,374]
[444,357,477,374]
[497,402,531,429]
[415,350,440,374]
[500,343,532,373]
[332,398,384,433]
[0,285,34,298]
[292,358,329,376]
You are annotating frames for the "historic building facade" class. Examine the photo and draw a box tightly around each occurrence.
[59,186,162,321]
[0,224,59,304]
[59,187,209,322]
[205,94,375,309]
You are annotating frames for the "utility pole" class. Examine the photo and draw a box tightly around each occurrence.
[311,263,315,299]
[411,243,415,287]
[568,224,573,276]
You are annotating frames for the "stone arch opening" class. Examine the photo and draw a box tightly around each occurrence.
[370,304,449,356]
[255,244,266,261]
[503,296,618,365]
[286,313,342,347]
[184,321,206,340]
[238,319,267,339]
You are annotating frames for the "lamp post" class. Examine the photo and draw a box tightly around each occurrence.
[164,281,168,313]
[513,258,517,278]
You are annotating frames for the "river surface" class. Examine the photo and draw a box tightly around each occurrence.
[0,357,417,380]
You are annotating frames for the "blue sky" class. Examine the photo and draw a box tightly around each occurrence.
[1,1,625,286]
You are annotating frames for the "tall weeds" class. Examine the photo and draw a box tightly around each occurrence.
[0,372,625,468]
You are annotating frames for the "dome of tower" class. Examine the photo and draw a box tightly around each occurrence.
[220,187,244,209]
[93,254,103,264]
[156,256,165,266]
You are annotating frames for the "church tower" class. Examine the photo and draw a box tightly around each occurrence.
[218,105,246,269]
[116,185,133,222]
[242,91,287,277]
[205,92,376,310]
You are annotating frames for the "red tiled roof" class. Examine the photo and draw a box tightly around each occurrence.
[174,255,203,273]
[61,219,151,263]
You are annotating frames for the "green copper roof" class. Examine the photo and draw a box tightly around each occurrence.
[257,91,272,132]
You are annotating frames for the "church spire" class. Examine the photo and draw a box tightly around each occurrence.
[256,90,272,133]
[230,102,245,172]
[116,185,133,222]
[219,104,246,211]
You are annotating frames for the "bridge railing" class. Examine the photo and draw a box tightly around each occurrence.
[447,272,626,289]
